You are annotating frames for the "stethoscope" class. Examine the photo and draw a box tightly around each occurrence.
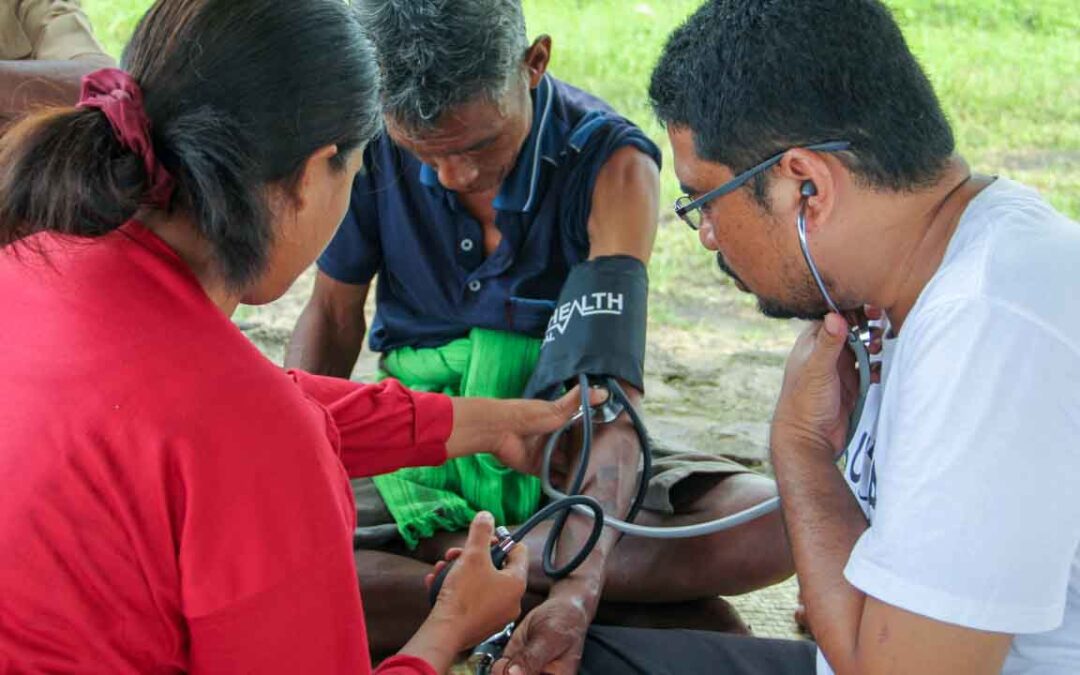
[427,188,874,667]
[527,186,872,542]
[796,181,873,449]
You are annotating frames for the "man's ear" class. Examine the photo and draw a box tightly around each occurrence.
[524,35,552,88]
[777,148,838,233]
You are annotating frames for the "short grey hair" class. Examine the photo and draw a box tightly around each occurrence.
[356,0,529,130]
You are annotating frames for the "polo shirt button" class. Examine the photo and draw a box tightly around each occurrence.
[468,280,482,292]
[460,238,475,252]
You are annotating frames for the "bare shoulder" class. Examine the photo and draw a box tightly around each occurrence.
[587,145,660,261]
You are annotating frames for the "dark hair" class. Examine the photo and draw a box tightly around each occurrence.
[649,0,955,198]
[0,0,381,288]
[357,0,528,131]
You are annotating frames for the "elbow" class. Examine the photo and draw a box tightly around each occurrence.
[318,295,366,342]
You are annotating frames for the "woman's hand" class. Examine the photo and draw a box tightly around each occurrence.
[447,387,605,475]
[397,512,528,672]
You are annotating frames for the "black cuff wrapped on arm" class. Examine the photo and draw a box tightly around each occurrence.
[523,255,648,400]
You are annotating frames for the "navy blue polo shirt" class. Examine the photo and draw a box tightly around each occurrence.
[317,74,661,353]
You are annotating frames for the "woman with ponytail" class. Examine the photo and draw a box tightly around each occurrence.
[0,1,581,672]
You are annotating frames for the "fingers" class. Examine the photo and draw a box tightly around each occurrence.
[587,385,608,407]
[445,547,464,561]
[846,305,883,328]
[423,547,467,589]
[551,385,591,423]
[424,564,445,591]
[464,511,496,560]
[516,390,581,438]
[554,385,608,419]
[553,386,582,418]
[502,621,558,675]
[500,623,529,673]
[491,658,522,675]
[810,313,849,369]
[534,385,613,438]
[506,637,557,675]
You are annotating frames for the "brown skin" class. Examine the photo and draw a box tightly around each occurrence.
[285,272,370,376]
[289,39,795,675]
[139,143,590,674]
[668,124,1012,674]
[0,58,113,129]
[383,37,548,257]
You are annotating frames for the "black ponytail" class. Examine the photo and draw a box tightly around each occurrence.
[0,107,149,244]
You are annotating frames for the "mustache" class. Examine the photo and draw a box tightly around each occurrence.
[715,251,748,289]
[715,252,829,321]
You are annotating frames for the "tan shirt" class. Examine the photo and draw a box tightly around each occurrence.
[0,0,113,64]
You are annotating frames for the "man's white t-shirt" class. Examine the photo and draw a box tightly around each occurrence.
[817,179,1080,674]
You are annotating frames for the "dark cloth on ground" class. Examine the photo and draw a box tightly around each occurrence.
[579,626,817,675]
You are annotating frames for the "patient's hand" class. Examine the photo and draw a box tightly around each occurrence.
[493,588,594,675]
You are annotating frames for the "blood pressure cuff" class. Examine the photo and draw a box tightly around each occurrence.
[523,255,648,400]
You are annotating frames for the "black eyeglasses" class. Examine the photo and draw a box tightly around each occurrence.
[674,141,852,230]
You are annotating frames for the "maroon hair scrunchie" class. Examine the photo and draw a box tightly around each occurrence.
[77,68,175,209]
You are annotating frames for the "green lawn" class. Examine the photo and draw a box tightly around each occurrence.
[85,0,1079,294]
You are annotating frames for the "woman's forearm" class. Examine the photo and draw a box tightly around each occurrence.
[0,60,108,121]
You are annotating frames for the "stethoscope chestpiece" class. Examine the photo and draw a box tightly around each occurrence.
[468,621,516,675]
[568,383,625,426]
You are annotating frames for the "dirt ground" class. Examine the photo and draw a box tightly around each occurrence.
[239,263,807,640]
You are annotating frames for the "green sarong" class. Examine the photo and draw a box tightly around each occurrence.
[371,328,542,548]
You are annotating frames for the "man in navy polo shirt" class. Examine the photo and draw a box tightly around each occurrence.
[287,0,793,670]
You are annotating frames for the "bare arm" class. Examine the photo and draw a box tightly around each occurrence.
[285,270,370,377]
[499,144,660,674]
[773,433,1012,674]
[2,0,115,124]
[536,145,660,604]
[548,144,658,612]
[585,145,659,263]
[560,143,659,567]
[772,317,1012,675]
[0,59,109,125]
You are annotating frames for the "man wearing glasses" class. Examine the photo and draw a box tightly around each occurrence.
[287,0,794,671]
[535,0,1080,673]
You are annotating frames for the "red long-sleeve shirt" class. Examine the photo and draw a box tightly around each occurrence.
[0,222,450,674]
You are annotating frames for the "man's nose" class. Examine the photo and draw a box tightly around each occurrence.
[436,157,479,191]
[699,218,718,250]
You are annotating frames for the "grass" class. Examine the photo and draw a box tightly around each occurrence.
[85,0,1079,295]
